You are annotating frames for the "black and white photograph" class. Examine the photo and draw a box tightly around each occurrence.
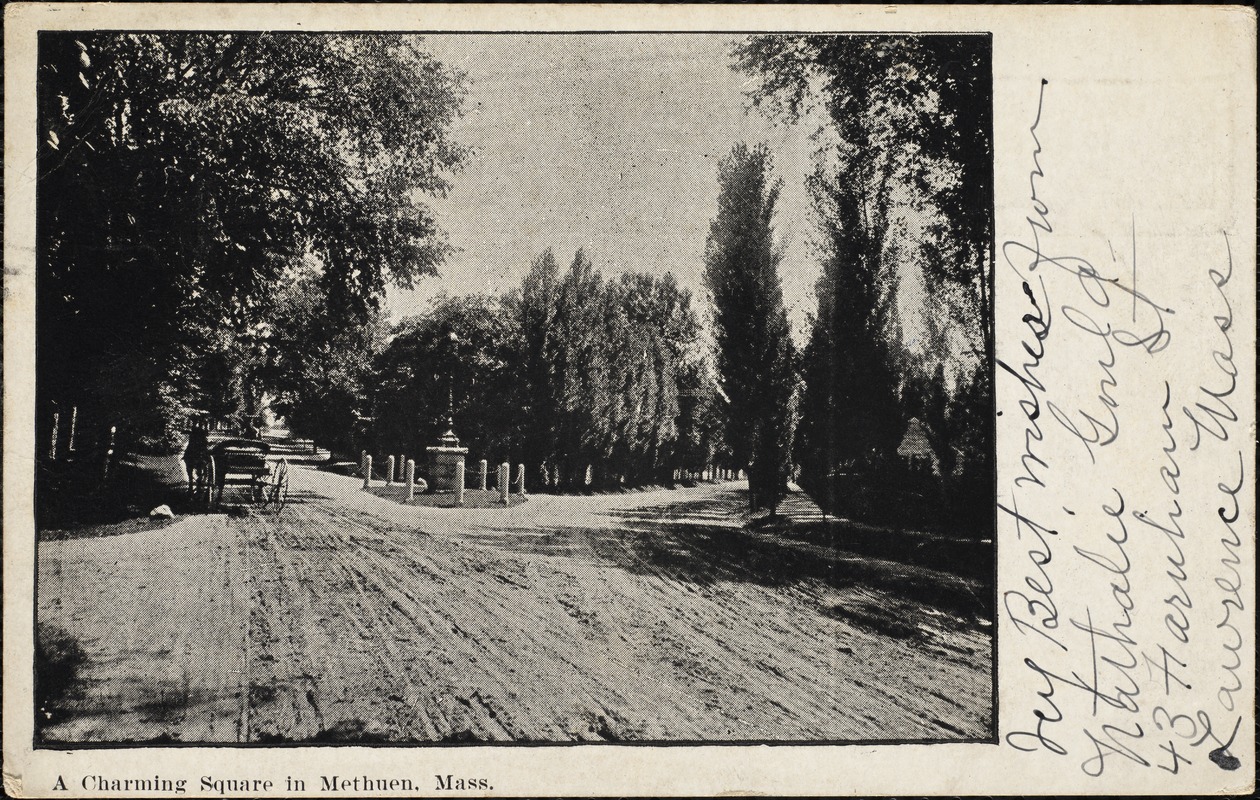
[32,29,996,746]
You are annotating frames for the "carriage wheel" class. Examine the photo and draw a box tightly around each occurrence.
[264,459,289,513]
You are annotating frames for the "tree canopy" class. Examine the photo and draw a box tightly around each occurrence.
[369,250,717,490]
[37,32,468,449]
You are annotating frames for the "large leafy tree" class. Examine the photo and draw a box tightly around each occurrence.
[510,249,564,482]
[549,249,609,486]
[793,175,903,510]
[372,294,524,467]
[520,250,708,489]
[264,272,386,458]
[703,143,797,513]
[374,256,708,491]
[37,32,467,451]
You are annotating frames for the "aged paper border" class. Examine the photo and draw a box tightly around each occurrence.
[4,3,1256,796]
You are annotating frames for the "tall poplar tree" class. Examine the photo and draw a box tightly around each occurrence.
[703,143,797,513]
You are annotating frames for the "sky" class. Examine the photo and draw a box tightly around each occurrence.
[386,34,823,342]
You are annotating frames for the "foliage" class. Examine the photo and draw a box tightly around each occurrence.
[375,251,714,490]
[735,35,992,529]
[793,173,904,510]
[265,272,386,458]
[36,32,467,451]
[371,293,523,466]
[702,143,798,513]
[512,249,564,481]
[733,35,992,362]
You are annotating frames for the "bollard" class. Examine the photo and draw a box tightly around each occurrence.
[406,459,416,502]
[102,425,116,482]
[516,463,526,496]
[397,454,405,482]
[361,450,368,478]
[363,455,372,489]
[454,461,465,506]
[479,459,488,491]
[50,410,60,461]
[499,463,510,505]
[385,455,395,486]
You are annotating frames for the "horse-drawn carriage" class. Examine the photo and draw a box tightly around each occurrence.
[189,438,289,511]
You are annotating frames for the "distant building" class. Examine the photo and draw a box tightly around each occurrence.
[896,417,939,475]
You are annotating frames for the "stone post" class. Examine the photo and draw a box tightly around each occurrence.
[49,410,60,461]
[516,463,526,496]
[397,454,405,482]
[385,455,395,486]
[499,463,510,505]
[479,459,488,491]
[454,461,465,506]
[102,425,116,482]
[406,459,416,502]
[361,450,368,477]
[363,455,372,489]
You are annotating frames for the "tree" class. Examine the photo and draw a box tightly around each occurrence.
[518,250,707,490]
[37,33,468,451]
[432,249,711,492]
[703,143,797,513]
[372,294,523,467]
[548,249,609,487]
[733,35,992,364]
[510,249,564,483]
[735,35,992,525]
[264,272,386,458]
[793,176,903,513]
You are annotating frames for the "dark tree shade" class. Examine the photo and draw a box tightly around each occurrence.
[793,176,903,511]
[36,32,467,451]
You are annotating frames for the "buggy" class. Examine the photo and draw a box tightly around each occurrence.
[190,439,289,511]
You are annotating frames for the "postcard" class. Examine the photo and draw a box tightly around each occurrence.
[3,3,1255,796]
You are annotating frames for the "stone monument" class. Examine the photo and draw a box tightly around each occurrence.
[425,413,468,493]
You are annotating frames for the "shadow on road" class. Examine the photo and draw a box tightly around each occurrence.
[464,507,992,624]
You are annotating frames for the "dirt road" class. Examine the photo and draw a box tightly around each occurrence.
[37,462,992,743]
